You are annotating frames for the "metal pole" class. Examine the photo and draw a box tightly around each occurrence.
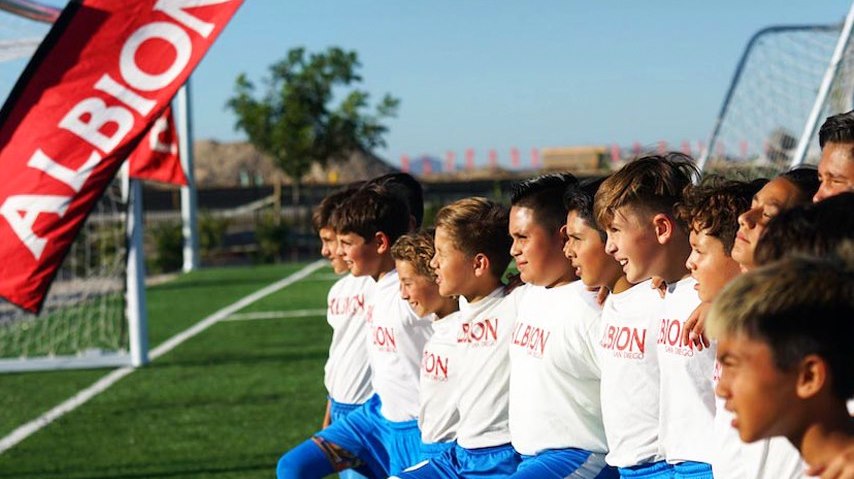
[124,170,149,367]
[178,80,200,272]
[791,4,854,168]
[697,25,838,172]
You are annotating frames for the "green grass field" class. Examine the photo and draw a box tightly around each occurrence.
[0,262,339,479]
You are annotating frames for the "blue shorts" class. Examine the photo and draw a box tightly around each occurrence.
[672,461,712,479]
[316,395,423,477]
[393,442,521,479]
[618,461,675,479]
[330,398,364,421]
[420,441,455,462]
[511,448,618,479]
[329,399,371,479]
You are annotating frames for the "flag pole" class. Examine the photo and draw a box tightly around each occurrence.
[177,80,199,272]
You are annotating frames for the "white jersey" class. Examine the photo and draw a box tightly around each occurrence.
[364,269,434,422]
[419,311,464,444]
[324,274,374,405]
[657,277,716,465]
[509,281,608,456]
[598,280,665,468]
[455,286,522,450]
[712,363,805,479]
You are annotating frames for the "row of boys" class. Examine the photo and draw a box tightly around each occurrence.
[275,111,854,479]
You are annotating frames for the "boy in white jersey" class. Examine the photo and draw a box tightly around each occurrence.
[505,173,617,479]
[395,197,520,479]
[564,177,665,478]
[563,177,633,305]
[677,178,805,479]
[707,258,854,479]
[391,230,462,461]
[312,185,374,479]
[277,184,433,479]
[595,153,711,478]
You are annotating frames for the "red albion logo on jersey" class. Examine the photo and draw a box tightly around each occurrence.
[371,325,396,352]
[600,324,646,359]
[458,317,499,347]
[422,348,449,381]
[328,293,365,316]
[511,322,550,358]
[657,318,695,357]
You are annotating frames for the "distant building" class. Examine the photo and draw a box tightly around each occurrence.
[192,140,395,187]
[540,145,608,172]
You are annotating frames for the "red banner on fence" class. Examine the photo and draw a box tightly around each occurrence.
[129,105,186,185]
[0,0,242,312]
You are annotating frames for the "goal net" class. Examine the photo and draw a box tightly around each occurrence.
[0,0,133,372]
[700,22,854,174]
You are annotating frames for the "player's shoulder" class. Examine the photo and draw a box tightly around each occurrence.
[604,279,663,313]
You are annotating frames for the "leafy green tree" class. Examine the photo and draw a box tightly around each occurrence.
[227,47,399,203]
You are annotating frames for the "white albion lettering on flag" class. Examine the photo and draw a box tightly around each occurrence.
[0,0,242,312]
[129,105,187,185]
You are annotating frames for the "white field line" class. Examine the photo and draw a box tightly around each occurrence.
[223,309,326,321]
[0,260,326,455]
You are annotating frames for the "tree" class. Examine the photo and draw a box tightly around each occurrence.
[226,47,399,204]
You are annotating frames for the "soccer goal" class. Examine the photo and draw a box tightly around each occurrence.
[0,0,149,372]
[699,4,854,174]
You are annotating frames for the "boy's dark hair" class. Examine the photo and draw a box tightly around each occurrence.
[434,197,512,279]
[594,152,700,229]
[708,256,854,400]
[330,185,410,245]
[391,229,437,281]
[311,182,363,232]
[510,173,578,232]
[819,110,854,148]
[563,177,607,241]
[754,192,854,266]
[367,173,424,228]
[676,177,761,255]
[778,167,820,203]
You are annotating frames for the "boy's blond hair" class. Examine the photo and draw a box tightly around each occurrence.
[707,256,854,400]
[434,197,511,279]
[594,153,699,229]
[391,229,437,281]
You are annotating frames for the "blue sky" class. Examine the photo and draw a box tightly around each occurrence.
[3,1,854,167]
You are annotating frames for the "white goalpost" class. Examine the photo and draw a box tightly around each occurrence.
[699,2,854,174]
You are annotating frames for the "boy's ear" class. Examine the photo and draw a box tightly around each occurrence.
[472,253,491,278]
[374,231,392,254]
[795,354,828,400]
[652,213,676,245]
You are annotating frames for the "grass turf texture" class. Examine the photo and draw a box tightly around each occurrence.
[0,263,337,478]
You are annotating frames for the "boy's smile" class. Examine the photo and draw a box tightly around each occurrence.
[604,207,659,284]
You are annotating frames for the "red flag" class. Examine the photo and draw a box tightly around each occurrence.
[681,140,692,156]
[444,150,455,173]
[610,143,621,166]
[400,154,410,173]
[530,147,539,169]
[488,149,498,169]
[510,147,520,169]
[422,156,432,175]
[0,0,242,312]
[465,148,475,171]
[128,105,186,185]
